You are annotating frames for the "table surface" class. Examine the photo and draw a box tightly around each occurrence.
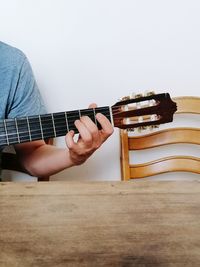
[0,180,200,267]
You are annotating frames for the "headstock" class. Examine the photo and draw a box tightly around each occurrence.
[112,92,177,131]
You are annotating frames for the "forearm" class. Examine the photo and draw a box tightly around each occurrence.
[17,143,75,177]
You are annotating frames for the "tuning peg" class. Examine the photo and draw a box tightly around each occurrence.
[149,125,159,130]
[135,93,143,98]
[127,128,135,132]
[137,126,147,132]
[141,126,147,130]
[138,116,143,123]
[125,118,131,124]
[119,96,131,101]
[130,93,136,99]
[145,90,155,96]
[150,114,158,121]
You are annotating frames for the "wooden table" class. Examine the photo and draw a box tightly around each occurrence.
[0,181,200,267]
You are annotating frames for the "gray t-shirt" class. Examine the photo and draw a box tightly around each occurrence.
[0,41,47,177]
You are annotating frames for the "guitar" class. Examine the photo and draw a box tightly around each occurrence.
[0,92,177,147]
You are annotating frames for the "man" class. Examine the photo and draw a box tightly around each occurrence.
[0,41,113,178]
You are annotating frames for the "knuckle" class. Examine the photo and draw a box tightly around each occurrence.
[108,128,114,135]
[90,127,98,135]
[84,136,93,145]
[94,143,101,150]
[80,116,87,122]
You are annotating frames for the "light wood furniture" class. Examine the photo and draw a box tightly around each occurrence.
[120,96,200,180]
[0,181,200,267]
[1,139,53,181]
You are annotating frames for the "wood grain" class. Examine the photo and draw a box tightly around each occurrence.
[0,181,200,267]
[173,96,200,114]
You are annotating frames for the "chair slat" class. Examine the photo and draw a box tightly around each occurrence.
[130,156,200,178]
[173,96,200,114]
[128,128,200,150]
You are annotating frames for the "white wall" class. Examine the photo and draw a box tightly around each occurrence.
[0,0,199,181]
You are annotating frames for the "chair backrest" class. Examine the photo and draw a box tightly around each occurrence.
[1,139,53,182]
[120,96,200,180]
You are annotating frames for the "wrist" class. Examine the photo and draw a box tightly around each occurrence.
[66,150,84,167]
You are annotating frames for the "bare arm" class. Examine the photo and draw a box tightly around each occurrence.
[15,107,113,178]
[15,140,75,177]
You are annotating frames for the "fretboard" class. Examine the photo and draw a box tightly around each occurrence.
[0,107,111,147]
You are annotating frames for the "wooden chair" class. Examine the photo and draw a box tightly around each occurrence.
[1,139,53,182]
[120,96,200,180]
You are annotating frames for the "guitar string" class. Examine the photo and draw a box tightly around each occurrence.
[0,111,113,143]
[0,105,123,124]
[0,106,145,131]
[0,105,153,137]
[0,105,135,145]
[0,109,148,142]
[0,101,150,128]
[0,110,111,133]
[0,107,114,128]
[0,105,126,132]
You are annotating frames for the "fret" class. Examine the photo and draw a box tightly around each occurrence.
[16,118,31,143]
[66,110,80,133]
[80,108,97,125]
[0,121,8,146]
[109,106,114,126]
[4,120,9,145]
[93,108,97,126]
[94,107,111,130]
[93,108,101,129]
[95,107,111,121]
[53,112,68,137]
[39,115,44,140]
[5,119,19,145]
[15,118,20,143]
[40,114,56,139]
[26,117,32,141]
[28,116,43,141]
[51,114,57,137]
[64,112,69,132]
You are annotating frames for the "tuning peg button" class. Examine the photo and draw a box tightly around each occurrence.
[149,125,159,130]
[137,126,147,132]
[127,128,135,132]
[120,96,131,101]
[135,93,143,98]
[146,91,155,96]
[130,93,136,99]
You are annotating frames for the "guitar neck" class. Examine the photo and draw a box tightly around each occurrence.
[0,106,112,147]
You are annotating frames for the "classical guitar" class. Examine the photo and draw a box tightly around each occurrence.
[0,92,177,147]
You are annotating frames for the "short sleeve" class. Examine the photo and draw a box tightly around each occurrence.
[7,57,47,118]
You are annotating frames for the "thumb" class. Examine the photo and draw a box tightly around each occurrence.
[88,103,97,109]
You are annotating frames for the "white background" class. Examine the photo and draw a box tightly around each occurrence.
[0,0,199,181]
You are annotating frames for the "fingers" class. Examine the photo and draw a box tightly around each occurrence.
[65,103,114,166]
[65,130,77,150]
[79,116,100,145]
[74,119,93,147]
[88,103,97,109]
[88,103,113,142]
[96,113,114,142]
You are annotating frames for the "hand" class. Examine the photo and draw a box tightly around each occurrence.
[65,103,114,165]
